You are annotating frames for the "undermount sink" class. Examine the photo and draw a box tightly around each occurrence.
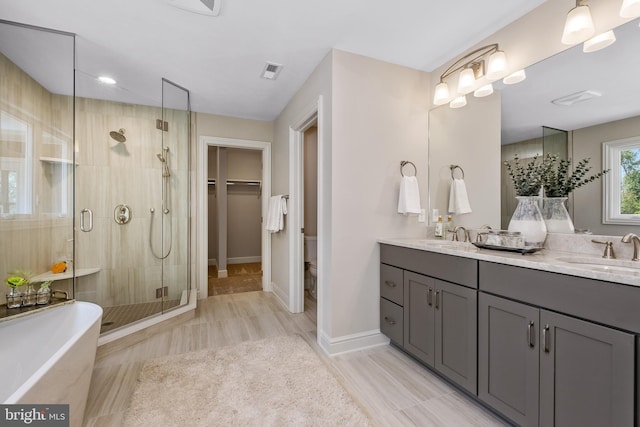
[556,256,640,276]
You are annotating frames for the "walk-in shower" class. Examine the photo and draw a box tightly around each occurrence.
[0,20,192,337]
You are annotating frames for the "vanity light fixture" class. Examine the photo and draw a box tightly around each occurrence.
[583,30,616,52]
[620,0,640,18]
[433,43,524,108]
[561,0,595,45]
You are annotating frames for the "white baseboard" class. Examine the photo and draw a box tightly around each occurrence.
[228,256,262,264]
[318,329,390,356]
[209,257,261,266]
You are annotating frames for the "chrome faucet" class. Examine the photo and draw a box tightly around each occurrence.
[476,224,493,243]
[621,233,640,261]
[451,226,470,242]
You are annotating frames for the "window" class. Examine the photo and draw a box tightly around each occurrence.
[0,111,33,215]
[603,136,640,224]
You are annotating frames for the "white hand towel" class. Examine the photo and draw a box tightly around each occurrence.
[266,195,287,233]
[397,176,421,214]
[448,178,472,215]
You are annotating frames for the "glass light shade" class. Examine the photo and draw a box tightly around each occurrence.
[450,96,467,109]
[561,5,595,45]
[503,69,526,85]
[583,30,616,53]
[486,51,507,80]
[474,84,494,98]
[433,82,450,105]
[620,0,640,18]
[457,68,476,94]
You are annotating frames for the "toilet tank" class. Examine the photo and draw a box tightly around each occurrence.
[304,235,317,262]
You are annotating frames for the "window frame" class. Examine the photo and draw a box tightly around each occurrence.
[603,136,640,225]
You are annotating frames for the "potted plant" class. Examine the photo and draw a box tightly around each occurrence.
[503,154,548,247]
[5,270,29,308]
[541,154,609,233]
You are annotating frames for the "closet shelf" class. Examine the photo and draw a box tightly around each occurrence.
[40,156,77,166]
[207,179,261,186]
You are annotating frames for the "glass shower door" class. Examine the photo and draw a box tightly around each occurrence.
[159,78,190,312]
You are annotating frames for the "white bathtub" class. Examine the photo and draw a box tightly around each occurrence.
[0,301,103,427]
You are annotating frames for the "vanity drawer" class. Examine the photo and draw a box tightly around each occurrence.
[380,264,404,305]
[380,298,403,345]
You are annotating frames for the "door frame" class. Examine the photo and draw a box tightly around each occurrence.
[197,136,272,299]
[289,96,322,317]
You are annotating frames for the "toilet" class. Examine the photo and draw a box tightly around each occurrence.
[304,235,317,299]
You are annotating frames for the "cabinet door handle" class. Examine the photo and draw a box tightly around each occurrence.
[384,280,397,288]
[435,290,440,309]
[543,324,550,353]
[384,316,396,326]
[427,288,433,306]
[527,321,535,348]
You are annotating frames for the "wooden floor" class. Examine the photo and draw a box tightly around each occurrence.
[208,262,263,296]
[84,291,508,426]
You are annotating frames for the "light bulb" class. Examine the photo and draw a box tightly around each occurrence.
[474,84,494,98]
[620,0,640,18]
[561,4,595,45]
[450,96,467,109]
[97,76,116,85]
[433,82,450,105]
[583,30,616,53]
[486,50,507,81]
[457,68,476,94]
[503,69,526,85]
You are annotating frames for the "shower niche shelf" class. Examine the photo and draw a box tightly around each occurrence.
[39,156,78,166]
[32,267,100,283]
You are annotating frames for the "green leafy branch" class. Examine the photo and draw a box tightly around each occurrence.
[542,154,609,197]
[503,154,547,196]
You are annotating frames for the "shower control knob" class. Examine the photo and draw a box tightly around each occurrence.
[114,204,132,225]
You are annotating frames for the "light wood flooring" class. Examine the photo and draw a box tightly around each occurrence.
[84,291,509,427]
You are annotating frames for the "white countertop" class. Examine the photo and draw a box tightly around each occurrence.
[378,237,640,288]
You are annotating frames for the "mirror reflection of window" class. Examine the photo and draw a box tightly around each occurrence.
[0,110,33,215]
[603,137,640,224]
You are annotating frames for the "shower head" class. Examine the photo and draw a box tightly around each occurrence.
[156,153,165,162]
[109,128,126,143]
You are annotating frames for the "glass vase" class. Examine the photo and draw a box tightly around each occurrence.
[541,197,574,234]
[508,196,547,248]
[6,287,22,309]
[22,283,37,307]
[36,286,51,305]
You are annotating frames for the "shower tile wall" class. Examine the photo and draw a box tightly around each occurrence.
[74,98,189,308]
[0,52,74,304]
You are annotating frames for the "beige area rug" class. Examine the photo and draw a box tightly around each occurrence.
[123,335,373,426]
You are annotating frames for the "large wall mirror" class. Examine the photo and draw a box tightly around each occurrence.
[500,17,640,235]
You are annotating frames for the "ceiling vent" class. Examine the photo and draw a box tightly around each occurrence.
[168,0,221,16]
[261,62,283,80]
[551,90,602,106]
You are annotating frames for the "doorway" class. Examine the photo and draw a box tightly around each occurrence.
[197,137,272,300]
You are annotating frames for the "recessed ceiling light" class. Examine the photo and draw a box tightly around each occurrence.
[551,90,602,106]
[261,62,283,80]
[98,76,116,85]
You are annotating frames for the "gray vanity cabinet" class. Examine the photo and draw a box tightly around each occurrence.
[380,244,478,395]
[403,271,477,394]
[479,293,540,427]
[479,292,635,427]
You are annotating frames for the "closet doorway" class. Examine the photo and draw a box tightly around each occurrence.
[198,137,272,299]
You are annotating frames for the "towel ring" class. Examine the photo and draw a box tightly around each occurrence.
[450,165,464,179]
[400,161,417,177]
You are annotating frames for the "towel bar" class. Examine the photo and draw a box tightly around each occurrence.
[400,161,417,177]
[450,165,465,179]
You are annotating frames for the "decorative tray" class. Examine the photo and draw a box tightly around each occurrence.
[472,242,543,255]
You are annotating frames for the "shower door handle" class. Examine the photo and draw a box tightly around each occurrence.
[80,208,93,232]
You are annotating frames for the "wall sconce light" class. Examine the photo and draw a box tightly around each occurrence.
[620,0,640,18]
[433,43,524,108]
[561,0,595,45]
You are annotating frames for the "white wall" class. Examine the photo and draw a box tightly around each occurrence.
[272,51,333,312]
[429,93,501,229]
